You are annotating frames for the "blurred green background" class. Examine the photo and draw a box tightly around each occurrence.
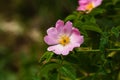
[0,0,77,80]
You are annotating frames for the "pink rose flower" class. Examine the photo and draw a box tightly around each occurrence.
[44,20,84,55]
[77,0,102,13]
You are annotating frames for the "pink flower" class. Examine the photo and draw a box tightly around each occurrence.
[44,20,84,55]
[77,0,102,13]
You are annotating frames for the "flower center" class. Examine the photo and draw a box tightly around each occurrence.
[59,35,70,46]
[86,2,94,11]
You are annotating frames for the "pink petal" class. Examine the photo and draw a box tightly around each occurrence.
[47,44,72,55]
[47,27,58,37]
[70,28,84,45]
[44,35,58,45]
[47,42,81,56]
[79,0,89,4]
[62,42,81,55]
[55,20,64,32]
[61,43,80,55]
[45,27,59,45]
[77,0,90,11]
[77,5,86,11]
[47,44,64,55]
[93,0,102,7]
[62,21,73,35]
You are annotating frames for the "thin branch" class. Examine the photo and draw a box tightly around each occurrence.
[75,48,120,52]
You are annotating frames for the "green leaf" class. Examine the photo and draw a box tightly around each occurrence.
[83,24,102,33]
[111,27,119,38]
[59,64,76,80]
[65,14,76,22]
[116,25,120,30]
[39,51,54,63]
[112,0,119,4]
[90,17,96,23]
[39,63,59,80]
[90,8,105,15]
[99,32,109,51]
[32,76,40,80]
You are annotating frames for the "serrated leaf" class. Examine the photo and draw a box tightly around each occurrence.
[60,64,76,80]
[111,27,119,38]
[90,17,96,23]
[65,14,76,22]
[39,51,54,63]
[39,63,59,80]
[83,24,102,33]
[91,8,105,15]
[99,32,109,51]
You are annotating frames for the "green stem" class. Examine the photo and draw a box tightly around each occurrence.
[76,48,120,52]
[58,55,64,80]
[74,12,81,25]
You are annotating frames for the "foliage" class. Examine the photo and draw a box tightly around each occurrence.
[0,0,120,80]
[39,0,120,80]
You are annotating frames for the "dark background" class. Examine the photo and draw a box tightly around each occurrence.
[0,0,77,80]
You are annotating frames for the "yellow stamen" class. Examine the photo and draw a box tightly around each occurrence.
[59,35,70,46]
[86,2,94,11]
